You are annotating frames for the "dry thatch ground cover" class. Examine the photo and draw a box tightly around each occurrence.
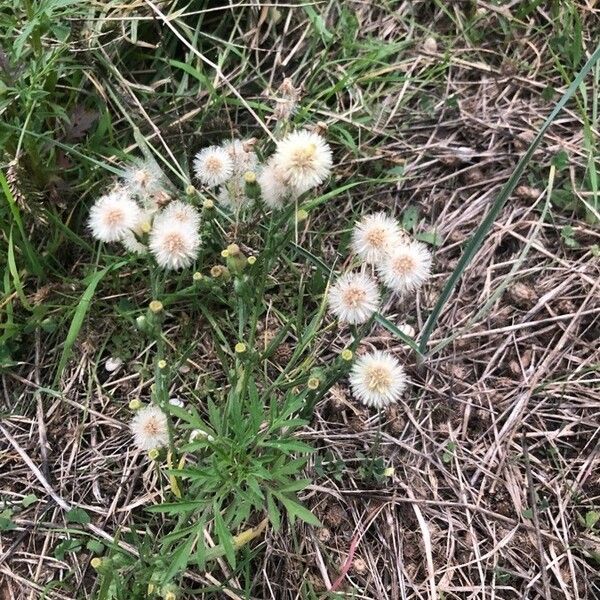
[1,2,599,599]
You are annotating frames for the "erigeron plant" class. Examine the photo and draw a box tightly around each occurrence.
[85,95,344,591]
[86,88,433,592]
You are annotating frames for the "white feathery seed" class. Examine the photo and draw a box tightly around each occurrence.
[257,158,294,209]
[157,200,201,229]
[130,405,169,450]
[149,219,200,270]
[352,212,403,264]
[349,350,407,409]
[378,240,432,293]
[88,190,142,243]
[193,146,234,187]
[222,139,258,176]
[272,129,332,192]
[122,159,164,198]
[328,272,380,324]
[120,209,154,255]
[217,181,249,210]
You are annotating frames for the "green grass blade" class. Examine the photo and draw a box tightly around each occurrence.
[418,43,600,356]
[53,260,127,385]
[1,170,44,276]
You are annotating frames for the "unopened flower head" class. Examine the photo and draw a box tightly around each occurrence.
[222,139,258,176]
[88,190,142,243]
[130,405,168,450]
[328,272,380,325]
[158,200,201,229]
[122,159,163,197]
[273,129,332,192]
[149,220,200,270]
[257,158,294,209]
[351,212,403,265]
[378,241,432,293]
[193,146,234,187]
[349,350,407,409]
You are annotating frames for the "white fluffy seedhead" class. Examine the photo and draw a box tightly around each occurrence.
[149,217,200,270]
[377,241,432,293]
[157,200,201,229]
[328,272,380,325]
[272,129,332,192]
[122,158,164,198]
[193,146,234,187]
[257,158,293,209]
[88,190,142,243]
[222,139,258,176]
[217,180,250,211]
[130,405,169,450]
[351,212,403,265]
[349,350,407,409]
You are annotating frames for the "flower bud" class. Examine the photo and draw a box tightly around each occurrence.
[136,315,148,331]
[210,265,230,280]
[341,349,353,361]
[296,209,309,223]
[129,398,142,411]
[307,377,320,390]
[149,300,163,314]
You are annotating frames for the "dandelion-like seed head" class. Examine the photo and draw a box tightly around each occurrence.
[193,146,234,187]
[222,139,258,176]
[217,180,249,210]
[120,208,154,255]
[158,200,201,229]
[351,212,402,265]
[130,405,168,450]
[149,219,200,270]
[257,158,295,209]
[273,129,332,192]
[88,190,142,243]
[378,241,432,293]
[123,159,163,198]
[328,272,380,325]
[349,350,407,409]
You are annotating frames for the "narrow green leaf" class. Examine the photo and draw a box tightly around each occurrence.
[277,495,321,527]
[266,493,281,532]
[214,508,235,568]
[53,261,126,385]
